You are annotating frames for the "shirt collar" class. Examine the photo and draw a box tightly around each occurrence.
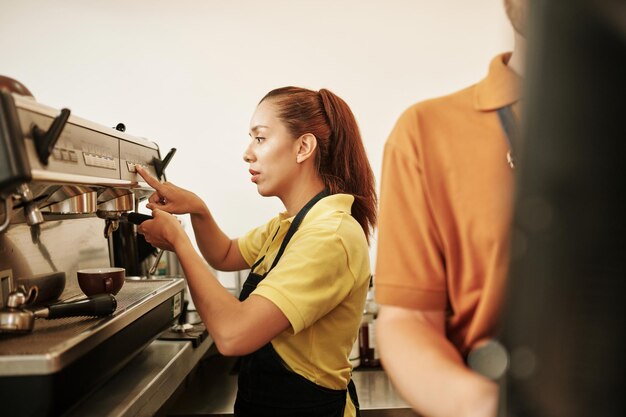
[278,194,354,224]
[473,52,522,111]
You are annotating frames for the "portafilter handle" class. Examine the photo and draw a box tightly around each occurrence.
[120,212,153,225]
[34,294,117,319]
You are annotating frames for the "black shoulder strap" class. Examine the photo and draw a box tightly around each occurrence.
[497,104,519,168]
[266,189,328,274]
[249,225,283,273]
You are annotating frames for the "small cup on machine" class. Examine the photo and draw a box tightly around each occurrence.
[77,267,125,296]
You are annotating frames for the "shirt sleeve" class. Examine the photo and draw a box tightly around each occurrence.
[253,222,357,334]
[375,106,448,311]
[238,217,279,267]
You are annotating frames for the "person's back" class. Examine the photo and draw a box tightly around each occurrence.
[377,53,520,356]
[374,1,527,416]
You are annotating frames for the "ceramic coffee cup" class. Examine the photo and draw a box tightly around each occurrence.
[77,267,125,296]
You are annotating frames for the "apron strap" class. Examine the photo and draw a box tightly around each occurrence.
[249,218,286,274]
[266,189,329,274]
[497,104,519,169]
[348,379,361,416]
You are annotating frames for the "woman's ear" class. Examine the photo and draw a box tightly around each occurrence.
[296,133,318,163]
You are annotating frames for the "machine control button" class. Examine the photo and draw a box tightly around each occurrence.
[53,149,62,160]
[83,153,116,170]
[126,161,148,172]
[60,150,70,161]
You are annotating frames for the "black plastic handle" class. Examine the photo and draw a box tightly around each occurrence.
[0,90,31,195]
[178,300,189,325]
[32,108,71,165]
[121,212,153,225]
[152,147,176,180]
[46,294,117,319]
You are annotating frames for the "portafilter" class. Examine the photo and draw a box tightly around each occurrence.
[0,286,117,334]
[95,211,165,277]
[96,209,153,238]
[96,211,153,225]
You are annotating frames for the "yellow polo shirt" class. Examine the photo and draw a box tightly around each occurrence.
[238,194,370,399]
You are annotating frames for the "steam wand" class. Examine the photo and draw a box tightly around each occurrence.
[147,248,165,278]
[0,198,11,233]
[14,183,44,243]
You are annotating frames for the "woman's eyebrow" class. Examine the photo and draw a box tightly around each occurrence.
[250,125,269,133]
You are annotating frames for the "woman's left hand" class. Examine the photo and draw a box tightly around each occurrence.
[137,209,187,252]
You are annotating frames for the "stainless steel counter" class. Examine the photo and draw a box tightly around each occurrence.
[352,369,418,416]
[65,334,213,417]
[0,279,184,376]
[166,351,418,417]
[60,325,416,417]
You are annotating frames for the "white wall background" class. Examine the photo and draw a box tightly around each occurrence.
[1,0,512,280]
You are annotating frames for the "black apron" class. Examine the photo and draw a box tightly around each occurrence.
[234,190,361,417]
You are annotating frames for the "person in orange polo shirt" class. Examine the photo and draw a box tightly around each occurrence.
[374,1,527,416]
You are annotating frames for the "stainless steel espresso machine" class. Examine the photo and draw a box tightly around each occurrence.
[0,89,185,416]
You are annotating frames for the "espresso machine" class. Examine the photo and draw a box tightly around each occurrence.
[0,89,185,416]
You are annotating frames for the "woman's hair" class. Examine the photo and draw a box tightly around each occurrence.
[260,86,377,242]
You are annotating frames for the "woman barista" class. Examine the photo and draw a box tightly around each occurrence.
[136,86,376,417]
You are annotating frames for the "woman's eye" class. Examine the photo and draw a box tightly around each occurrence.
[255,137,265,143]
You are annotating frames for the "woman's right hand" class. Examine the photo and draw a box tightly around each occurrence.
[135,166,206,215]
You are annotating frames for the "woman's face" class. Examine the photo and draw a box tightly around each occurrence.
[244,99,299,198]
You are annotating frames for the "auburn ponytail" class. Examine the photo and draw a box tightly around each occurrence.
[260,86,377,242]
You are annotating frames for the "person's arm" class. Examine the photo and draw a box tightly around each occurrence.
[138,209,290,356]
[136,166,247,271]
[187,204,248,272]
[377,305,498,417]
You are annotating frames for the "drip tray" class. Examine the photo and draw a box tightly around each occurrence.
[0,278,185,417]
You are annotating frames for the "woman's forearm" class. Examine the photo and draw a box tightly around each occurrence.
[189,205,241,271]
[172,233,244,345]
[172,233,288,356]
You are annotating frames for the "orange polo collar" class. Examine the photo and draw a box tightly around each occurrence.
[473,52,522,111]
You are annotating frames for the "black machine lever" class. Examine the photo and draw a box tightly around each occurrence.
[152,147,176,180]
[32,108,71,165]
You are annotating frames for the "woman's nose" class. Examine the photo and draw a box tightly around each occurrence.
[243,142,254,163]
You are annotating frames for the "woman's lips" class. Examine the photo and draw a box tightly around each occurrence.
[249,169,260,183]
